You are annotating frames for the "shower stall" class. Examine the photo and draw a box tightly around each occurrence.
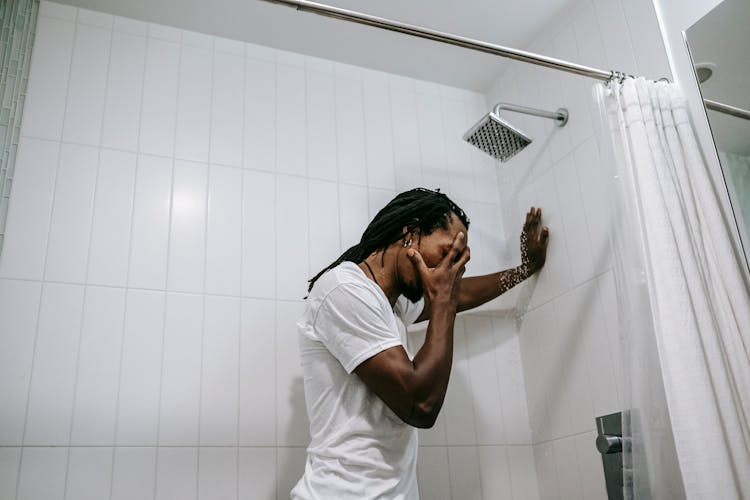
[2,0,745,499]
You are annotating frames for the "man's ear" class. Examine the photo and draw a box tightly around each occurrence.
[401,224,420,241]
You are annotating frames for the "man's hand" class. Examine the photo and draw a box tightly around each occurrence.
[522,207,549,274]
[407,232,470,307]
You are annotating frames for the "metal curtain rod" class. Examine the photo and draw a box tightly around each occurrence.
[259,0,626,82]
[704,99,750,121]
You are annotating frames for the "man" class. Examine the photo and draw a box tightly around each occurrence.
[292,188,549,499]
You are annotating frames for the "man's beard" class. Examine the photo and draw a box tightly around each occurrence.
[401,279,424,303]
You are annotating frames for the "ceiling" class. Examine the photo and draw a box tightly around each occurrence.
[53,0,577,92]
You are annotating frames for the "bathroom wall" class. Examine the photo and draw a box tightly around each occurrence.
[485,0,672,497]
[0,2,539,499]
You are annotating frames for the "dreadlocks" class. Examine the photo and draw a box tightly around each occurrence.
[307,187,470,293]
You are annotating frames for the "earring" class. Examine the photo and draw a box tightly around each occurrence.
[403,238,412,248]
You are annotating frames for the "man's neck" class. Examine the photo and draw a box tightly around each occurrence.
[359,248,401,307]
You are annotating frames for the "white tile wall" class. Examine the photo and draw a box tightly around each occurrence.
[0,280,41,445]
[65,447,113,500]
[0,0,669,497]
[486,0,671,497]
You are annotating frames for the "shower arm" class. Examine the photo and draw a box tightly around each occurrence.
[493,103,569,127]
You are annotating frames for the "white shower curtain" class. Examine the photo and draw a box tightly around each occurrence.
[595,77,750,499]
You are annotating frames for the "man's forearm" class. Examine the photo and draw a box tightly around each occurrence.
[456,265,533,312]
[408,301,456,427]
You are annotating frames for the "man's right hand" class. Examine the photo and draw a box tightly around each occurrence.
[406,231,470,308]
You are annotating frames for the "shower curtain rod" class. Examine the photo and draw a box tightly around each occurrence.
[704,99,750,121]
[259,0,629,82]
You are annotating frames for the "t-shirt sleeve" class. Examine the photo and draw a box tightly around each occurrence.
[393,295,425,326]
[314,283,404,374]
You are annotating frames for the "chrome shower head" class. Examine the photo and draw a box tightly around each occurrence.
[463,111,532,162]
[463,103,568,163]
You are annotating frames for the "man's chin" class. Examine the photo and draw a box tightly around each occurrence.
[402,283,424,303]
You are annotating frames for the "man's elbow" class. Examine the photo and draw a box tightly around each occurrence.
[405,400,440,429]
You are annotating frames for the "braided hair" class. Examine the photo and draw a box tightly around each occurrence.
[307,187,470,293]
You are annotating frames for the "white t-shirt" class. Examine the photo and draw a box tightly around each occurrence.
[292,261,425,500]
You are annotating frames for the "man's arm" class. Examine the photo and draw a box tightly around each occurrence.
[354,232,469,428]
[415,207,549,323]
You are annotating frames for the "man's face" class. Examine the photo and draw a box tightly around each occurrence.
[398,212,469,302]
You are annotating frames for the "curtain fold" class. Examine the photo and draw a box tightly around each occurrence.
[596,77,750,499]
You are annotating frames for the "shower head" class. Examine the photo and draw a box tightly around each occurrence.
[463,111,532,162]
[463,103,568,162]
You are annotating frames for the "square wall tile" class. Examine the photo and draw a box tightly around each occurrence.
[442,320,478,446]
[276,176,309,300]
[0,280,42,445]
[167,160,208,293]
[139,37,180,157]
[70,286,126,445]
[507,445,540,500]
[44,143,98,284]
[276,301,309,447]
[308,180,340,276]
[464,315,507,445]
[116,290,165,445]
[244,57,276,172]
[154,447,198,500]
[240,299,276,445]
[24,283,84,445]
[0,447,21,499]
[111,447,157,500]
[198,448,238,500]
[127,155,172,290]
[175,44,212,162]
[87,149,137,287]
[200,295,241,445]
[0,138,59,280]
[17,447,67,500]
[62,23,111,145]
[339,183,369,251]
[492,318,532,444]
[363,70,395,190]
[276,64,307,176]
[416,446,451,500]
[240,447,276,500]
[553,153,596,287]
[277,447,306,500]
[242,170,276,298]
[159,292,203,446]
[477,446,512,500]
[21,16,74,140]
[101,31,147,152]
[65,447,113,500]
[336,69,367,186]
[210,51,244,167]
[306,68,337,182]
[447,447,482,500]
[533,442,559,500]
[205,164,242,296]
[553,436,585,499]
